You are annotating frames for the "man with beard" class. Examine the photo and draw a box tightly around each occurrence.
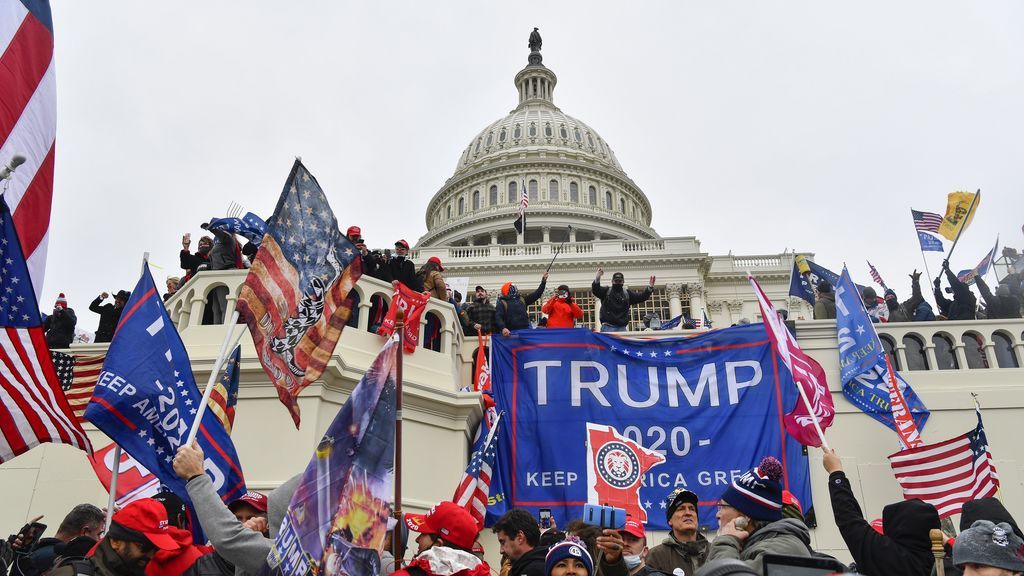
[646,489,709,576]
[51,500,179,576]
[462,285,497,336]
[90,290,130,343]
[591,269,654,332]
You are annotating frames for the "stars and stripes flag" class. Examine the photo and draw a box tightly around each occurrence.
[207,345,241,434]
[1,0,56,303]
[513,180,529,235]
[911,209,942,233]
[50,351,104,424]
[749,273,834,447]
[453,410,503,528]
[888,408,999,518]
[702,309,713,328]
[0,196,91,463]
[867,261,887,291]
[238,159,361,428]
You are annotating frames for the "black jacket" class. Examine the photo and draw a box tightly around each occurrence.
[44,308,77,349]
[591,281,652,328]
[976,277,1022,319]
[495,279,547,332]
[508,545,548,576]
[89,299,123,343]
[828,471,937,576]
[933,268,976,320]
[935,497,1023,576]
[179,249,210,283]
[383,257,421,291]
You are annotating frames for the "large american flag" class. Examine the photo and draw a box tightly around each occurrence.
[513,179,529,235]
[50,351,104,424]
[867,260,886,290]
[888,409,999,518]
[0,197,90,463]
[237,160,361,428]
[453,409,502,528]
[911,209,943,233]
[1,0,56,304]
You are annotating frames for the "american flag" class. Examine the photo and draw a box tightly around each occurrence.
[207,344,240,434]
[867,260,886,290]
[50,351,104,424]
[911,209,943,233]
[1,0,56,303]
[453,409,502,528]
[888,409,999,518]
[237,160,361,428]
[514,179,529,234]
[0,197,90,463]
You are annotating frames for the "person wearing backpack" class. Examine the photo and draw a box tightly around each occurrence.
[495,273,548,336]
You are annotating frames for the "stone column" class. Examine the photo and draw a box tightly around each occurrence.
[707,301,723,327]
[490,232,499,245]
[687,281,704,320]
[727,300,744,324]
[594,232,603,240]
[666,283,683,320]
[569,227,577,242]
[357,292,372,332]
[542,226,551,243]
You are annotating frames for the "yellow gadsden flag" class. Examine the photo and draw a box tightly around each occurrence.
[937,190,980,241]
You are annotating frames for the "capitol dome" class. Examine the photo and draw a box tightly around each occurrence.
[418,35,659,248]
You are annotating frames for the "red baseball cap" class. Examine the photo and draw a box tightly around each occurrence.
[346,226,361,237]
[395,239,410,250]
[620,519,645,539]
[228,491,268,514]
[112,499,179,551]
[782,490,802,514]
[404,501,478,550]
[428,256,444,271]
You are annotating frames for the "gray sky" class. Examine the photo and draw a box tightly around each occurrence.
[42,1,1023,331]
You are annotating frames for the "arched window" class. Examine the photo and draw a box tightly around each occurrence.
[589,186,597,205]
[529,179,538,202]
[560,125,568,139]
[880,335,900,371]
[587,133,595,147]
[932,334,958,370]
[903,335,928,370]
[446,205,452,220]
[508,181,518,204]
[458,197,465,215]
[993,332,1019,368]
[528,123,537,137]
[472,190,480,210]
[513,125,522,139]
[489,185,498,206]
[619,198,626,213]
[574,128,582,142]
[485,133,493,147]
[962,332,989,369]
[474,138,482,154]
[604,191,613,209]
[549,179,559,200]
[570,182,579,203]
[544,123,553,137]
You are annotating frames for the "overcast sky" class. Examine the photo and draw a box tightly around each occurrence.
[40,1,1023,332]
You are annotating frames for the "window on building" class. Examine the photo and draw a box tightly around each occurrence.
[529,179,538,202]
[560,125,568,139]
[485,133,493,147]
[446,205,452,220]
[499,128,507,142]
[570,182,579,203]
[932,334,958,370]
[629,288,673,331]
[903,335,928,370]
[489,185,498,206]
[589,186,597,205]
[508,181,518,204]
[513,125,522,139]
[962,332,989,369]
[545,123,553,137]
[458,197,464,215]
[528,123,537,137]
[550,179,559,201]
[993,332,1019,368]
[619,198,626,213]
[880,335,900,371]
[574,128,582,142]
[529,290,598,329]
[587,133,595,147]
[605,191,613,209]
[472,190,480,210]
[474,138,481,154]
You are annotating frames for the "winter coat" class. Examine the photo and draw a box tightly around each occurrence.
[645,532,710,576]
[865,300,889,323]
[44,308,77,349]
[495,279,547,332]
[828,471,937,576]
[145,526,215,576]
[13,537,62,576]
[541,296,583,328]
[888,277,934,323]
[507,545,548,576]
[393,547,490,576]
[934,268,976,320]
[598,557,670,576]
[51,538,136,576]
[385,258,421,292]
[976,277,1022,319]
[814,292,836,320]
[422,270,447,301]
[462,300,497,335]
[933,497,1022,576]
[179,249,210,284]
[705,518,811,576]
[208,229,240,271]
[89,299,123,343]
[591,281,653,328]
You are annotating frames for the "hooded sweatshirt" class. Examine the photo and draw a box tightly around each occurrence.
[705,518,811,576]
[828,471,938,576]
[645,532,709,576]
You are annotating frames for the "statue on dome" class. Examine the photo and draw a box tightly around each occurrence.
[528,27,542,52]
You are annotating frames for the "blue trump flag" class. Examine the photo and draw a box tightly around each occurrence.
[85,264,247,532]
[789,258,842,305]
[266,339,396,576]
[208,212,268,246]
[917,231,944,253]
[490,325,811,531]
[834,267,929,440]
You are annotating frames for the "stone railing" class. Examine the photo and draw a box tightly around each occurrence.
[877,319,1023,371]
[709,254,790,275]
[412,237,703,264]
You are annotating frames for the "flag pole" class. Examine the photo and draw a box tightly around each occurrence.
[105,251,151,530]
[393,308,405,568]
[544,225,572,274]
[911,208,939,309]
[185,311,244,446]
[945,189,981,263]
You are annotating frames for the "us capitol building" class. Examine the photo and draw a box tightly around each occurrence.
[4,33,1022,565]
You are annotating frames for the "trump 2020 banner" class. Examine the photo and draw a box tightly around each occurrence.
[490,325,812,530]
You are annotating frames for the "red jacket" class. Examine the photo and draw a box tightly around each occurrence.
[145,526,214,576]
[541,296,583,328]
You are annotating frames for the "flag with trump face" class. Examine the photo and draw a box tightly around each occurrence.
[238,159,362,428]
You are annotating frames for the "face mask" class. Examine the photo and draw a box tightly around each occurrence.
[198,244,212,255]
[623,555,642,570]
[508,286,519,298]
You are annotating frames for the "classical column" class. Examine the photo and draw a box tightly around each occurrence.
[569,227,577,242]
[687,281,704,319]
[490,231,499,245]
[707,300,723,327]
[542,226,551,243]
[727,300,744,323]
[357,293,372,332]
[594,232,603,240]
[666,283,683,320]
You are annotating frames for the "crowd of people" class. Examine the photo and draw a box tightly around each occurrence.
[812,259,1023,323]
[5,445,1021,576]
